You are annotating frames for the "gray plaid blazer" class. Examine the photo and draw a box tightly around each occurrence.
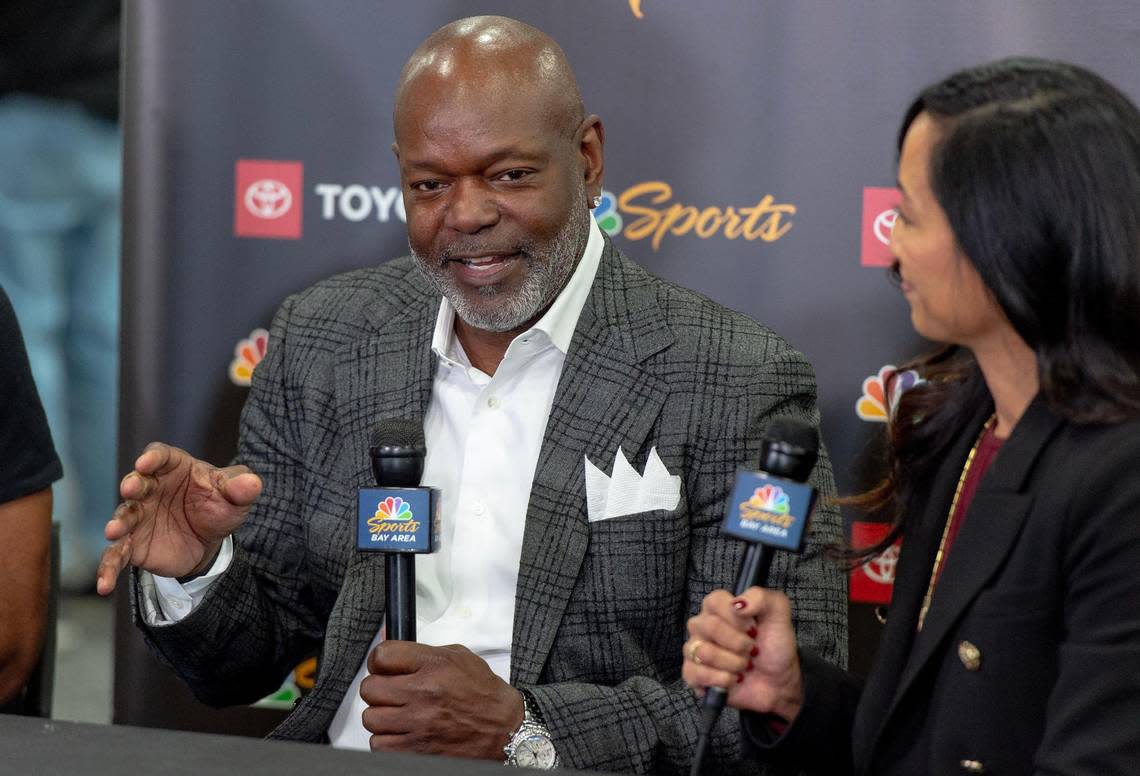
[137,238,847,774]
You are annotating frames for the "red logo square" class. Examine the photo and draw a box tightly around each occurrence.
[849,521,900,604]
[234,159,303,239]
[860,187,901,267]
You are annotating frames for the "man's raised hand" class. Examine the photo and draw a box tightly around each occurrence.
[96,442,262,595]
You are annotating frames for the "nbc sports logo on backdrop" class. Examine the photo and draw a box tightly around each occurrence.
[234,159,304,239]
[860,187,901,267]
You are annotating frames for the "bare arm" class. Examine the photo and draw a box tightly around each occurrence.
[0,488,51,705]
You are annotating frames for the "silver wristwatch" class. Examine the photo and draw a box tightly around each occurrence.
[504,690,559,769]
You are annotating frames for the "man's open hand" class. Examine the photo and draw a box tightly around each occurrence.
[96,442,262,595]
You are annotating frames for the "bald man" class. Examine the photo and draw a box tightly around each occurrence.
[99,16,845,773]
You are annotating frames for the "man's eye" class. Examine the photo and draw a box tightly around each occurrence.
[411,180,444,192]
[496,169,530,182]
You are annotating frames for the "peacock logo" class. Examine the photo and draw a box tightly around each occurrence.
[745,484,790,516]
[593,190,623,236]
[856,364,922,422]
[229,328,269,387]
[369,496,414,531]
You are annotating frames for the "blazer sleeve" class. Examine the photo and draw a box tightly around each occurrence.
[133,294,326,706]
[525,344,848,775]
[741,649,862,775]
[1034,429,1140,774]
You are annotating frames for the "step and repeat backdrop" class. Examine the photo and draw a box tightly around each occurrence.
[116,0,1140,734]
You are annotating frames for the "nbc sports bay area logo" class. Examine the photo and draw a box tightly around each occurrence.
[368,496,421,539]
[738,484,794,527]
[724,473,812,550]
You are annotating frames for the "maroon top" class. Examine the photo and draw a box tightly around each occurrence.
[933,422,1004,589]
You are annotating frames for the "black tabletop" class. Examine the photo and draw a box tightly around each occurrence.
[0,715,601,775]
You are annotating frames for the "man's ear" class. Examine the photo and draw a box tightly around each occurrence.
[391,141,400,161]
[579,115,605,204]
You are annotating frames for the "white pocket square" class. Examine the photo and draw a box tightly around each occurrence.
[584,446,681,522]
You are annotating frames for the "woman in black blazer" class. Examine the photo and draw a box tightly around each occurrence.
[683,58,1140,775]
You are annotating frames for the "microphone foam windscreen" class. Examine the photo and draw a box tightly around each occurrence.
[763,417,819,454]
[369,418,426,450]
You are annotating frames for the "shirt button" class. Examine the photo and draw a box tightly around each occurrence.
[486,395,500,409]
[472,500,486,516]
[457,606,473,619]
[172,600,185,610]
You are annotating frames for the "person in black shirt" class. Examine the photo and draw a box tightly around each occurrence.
[0,0,120,589]
[0,285,63,708]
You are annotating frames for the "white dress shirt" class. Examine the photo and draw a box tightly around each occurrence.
[143,217,604,751]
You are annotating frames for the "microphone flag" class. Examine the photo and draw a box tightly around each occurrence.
[356,487,437,553]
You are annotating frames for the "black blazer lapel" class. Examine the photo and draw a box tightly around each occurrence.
[510,240,673,685]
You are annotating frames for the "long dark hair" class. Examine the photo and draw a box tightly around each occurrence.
[850,58,1140,558]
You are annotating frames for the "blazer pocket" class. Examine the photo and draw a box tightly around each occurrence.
[577,508,688,623]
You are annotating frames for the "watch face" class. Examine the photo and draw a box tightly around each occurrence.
[515,734,557,769]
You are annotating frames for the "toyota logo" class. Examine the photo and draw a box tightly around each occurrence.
[244,179,293,220]
[873,208,897,246]
[862,544,899,585]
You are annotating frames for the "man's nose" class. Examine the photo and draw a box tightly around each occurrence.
[445,178,500,233]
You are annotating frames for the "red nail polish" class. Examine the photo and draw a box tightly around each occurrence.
[747,626,758,638]
[736,673,744,684]
[732,599,746,610]
[750,645,759,657]
[747,660,754,671]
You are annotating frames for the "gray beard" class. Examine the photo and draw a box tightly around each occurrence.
[412,205,590,333]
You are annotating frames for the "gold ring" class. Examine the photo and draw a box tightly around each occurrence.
[687,640,704,665]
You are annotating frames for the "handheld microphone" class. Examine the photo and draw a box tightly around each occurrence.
[358,419,438,642]
[690,417,819,776]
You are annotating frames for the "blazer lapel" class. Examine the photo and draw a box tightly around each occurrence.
[851,406,985,768]
[510,240,673,684]
[279,264,439,738]
[865,399,1063,765]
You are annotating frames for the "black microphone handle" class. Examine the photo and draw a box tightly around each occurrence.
[697,543,775,738]
[733,542,774,596]
[385,554,416,641]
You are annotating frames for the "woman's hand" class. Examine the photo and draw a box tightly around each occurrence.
[683,587,805,724]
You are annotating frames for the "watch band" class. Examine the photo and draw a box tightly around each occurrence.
[504,690,559,768]
[519,689,546,725]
